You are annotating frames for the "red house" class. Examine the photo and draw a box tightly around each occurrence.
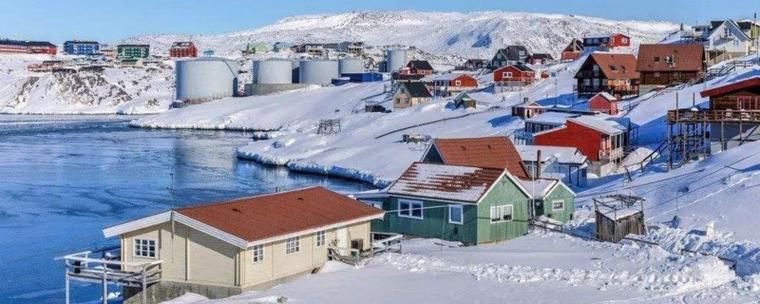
[170,41,198,58]
[0,40,56,55]
[608,34,631,48]
[561,38,584,61]
[494,64,535,86]
[28,41,57,55]
[533,115,633,175]
[429,73,478,96]
[400,60,434,76]
[588,92,620,115]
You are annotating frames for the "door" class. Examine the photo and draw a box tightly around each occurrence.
[336,227,349,255]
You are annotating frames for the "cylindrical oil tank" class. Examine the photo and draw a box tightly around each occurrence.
[253,59,292,84]
[299,60,339,85]
[176,57,239,103]
[338,58,364,74]
[386,49,409,72]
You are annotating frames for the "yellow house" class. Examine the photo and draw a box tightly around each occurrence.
[393,81,433,109]
[67,187,384,304]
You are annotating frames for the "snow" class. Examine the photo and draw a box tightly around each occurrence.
[387,163,496,202]
[517,178,557,199]
[516,145,588,165]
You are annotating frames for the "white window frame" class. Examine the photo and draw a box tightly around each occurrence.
[552,200,565,211]
[285,236,300,254]
[252,244,264,263]
[133,238,157,258]
[397,199,423,220]
[489,205,514,223]
[503,71,513,78]
[316,231,326,247]
[448,205,464,225]
[454,80,462,86]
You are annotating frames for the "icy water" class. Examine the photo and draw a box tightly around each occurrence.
[0,115,371,304]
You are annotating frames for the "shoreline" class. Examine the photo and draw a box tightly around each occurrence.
[235,148,392,189]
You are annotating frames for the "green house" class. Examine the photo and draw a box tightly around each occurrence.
[358,136,575,245]
[117,44,150,59]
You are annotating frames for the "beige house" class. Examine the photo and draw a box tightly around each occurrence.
[393,81,432,109]
[76,187,384,304]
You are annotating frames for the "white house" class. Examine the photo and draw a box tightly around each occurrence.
[516,145,590,187]
[704,19,752,64]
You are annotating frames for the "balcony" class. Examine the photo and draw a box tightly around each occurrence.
[599,147,624,162]
[667,109,760,123]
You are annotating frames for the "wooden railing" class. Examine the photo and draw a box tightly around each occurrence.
[667,109,760,123]
[599,147,624,162]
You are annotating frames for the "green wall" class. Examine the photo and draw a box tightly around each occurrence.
[372,196,478,245]
[476,175,530,244]
[537,183,576,222]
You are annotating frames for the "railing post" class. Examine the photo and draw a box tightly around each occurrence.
[65,266,70,304]
[141,265,147,304]
[102,265,108,304]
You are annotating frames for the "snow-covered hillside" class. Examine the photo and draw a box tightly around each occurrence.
[0,55,174,114]
[125,11,677,58]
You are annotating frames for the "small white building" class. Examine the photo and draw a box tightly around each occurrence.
[517,145,590,187]
[704,20,752,64]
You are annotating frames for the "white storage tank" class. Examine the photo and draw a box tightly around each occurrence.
[175,57,239,104]
[386,49,409,72]
[253,59,292,84]
[299,60,339,85]
[338,58,364,75]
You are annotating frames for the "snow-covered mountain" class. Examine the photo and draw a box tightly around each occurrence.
[125,11,678,58]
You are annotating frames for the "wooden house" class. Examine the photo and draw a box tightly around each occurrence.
[594,195,646,242]
[528,53,553,65]
[462,58,487,71]
[399,60,434,77]
[636,44,705,94]
[511,101,547,119]
[429,73,478,96]
[453,91,504,109]
[393,82,432,109]
[170,41,198,58]
[64,187,384,303]
[561,38,584,61]
[358,137,575,245]
[494,64,535,89]
[691,76,760,152]
[588,92,621,115]
[488,45,530,69]
[703,20,752,64]
[583,33,630,49]
[533,115,635,176]
[516,145,590,187]
[575,53,639,97]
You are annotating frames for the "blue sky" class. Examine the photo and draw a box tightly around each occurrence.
[0,0,757,43]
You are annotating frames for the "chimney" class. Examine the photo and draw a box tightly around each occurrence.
[535,150,542,179]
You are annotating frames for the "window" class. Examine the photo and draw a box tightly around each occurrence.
[455,80,462,86]
[654,56,660,62]
[316,231,325,247]
[133,238,156,258]
[398,199,423,219]
[448,205,463,224]
[286,237,300,254]
[503,72,513,78]
[252,244,264,263]
[654,72,661,78]
[490,205,513,223]
[552,200,565,211]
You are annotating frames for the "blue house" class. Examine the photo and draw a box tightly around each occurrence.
[63,40,100,56]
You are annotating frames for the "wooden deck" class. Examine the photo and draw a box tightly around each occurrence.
[58,247,162,304]
[667,109,760,124]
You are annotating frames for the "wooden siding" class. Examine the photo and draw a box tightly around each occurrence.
[539,184,575,222]
[595,211,646,242]
[534,121,606,162]
[640,71,700,86]
[476,175,530,244]
[374,197,479,245]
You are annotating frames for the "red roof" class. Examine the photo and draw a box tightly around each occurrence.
[701,77,760,98]
[431,137,530,179]
[636,44,705,73]
[175,187,383,242]
[585,53,639,80]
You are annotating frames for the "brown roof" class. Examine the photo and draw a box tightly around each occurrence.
[388,162,506,203]
[175,187,383,242]
[431,136,530,179]
[586,53,639,80]
[636,44,705,73]
[701,77,760,98]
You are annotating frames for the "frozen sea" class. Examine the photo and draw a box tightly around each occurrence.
[0,115,371,304]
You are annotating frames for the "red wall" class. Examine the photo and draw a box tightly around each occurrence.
[493,66,535,82]
[561,51,581,61]
[170,45,198,58]
[449,75,478,87]
[608,34,630,48]
[589,95,619,115]
[533,121,604,161]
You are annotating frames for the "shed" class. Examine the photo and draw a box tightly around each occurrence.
[588,92,620,115]
[593,195,646,242]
